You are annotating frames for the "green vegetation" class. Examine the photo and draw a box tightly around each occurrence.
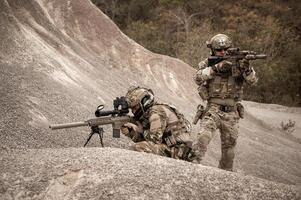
[92,0,301,106]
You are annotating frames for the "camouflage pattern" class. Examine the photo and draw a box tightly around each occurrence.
[123,88,193,161]
[128,104,193,160]
[193,57,257,171]
[194,59,257,103]
[130,141,169,156]
[207,34,232,50]
[192,103,239,171]
[125,86,154,108]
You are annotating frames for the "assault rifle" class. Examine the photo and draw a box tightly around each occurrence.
[49,97,133,147]
[208,47,267,77]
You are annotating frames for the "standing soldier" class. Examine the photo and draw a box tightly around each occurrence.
[121,86,194,161]
[192,34,258,171]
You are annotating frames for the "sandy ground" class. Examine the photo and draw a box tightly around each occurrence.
[1,148,300,200]
[0,0,300,199]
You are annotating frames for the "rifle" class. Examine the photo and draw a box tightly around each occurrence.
[49,97,133,147]
[208,47,267,77]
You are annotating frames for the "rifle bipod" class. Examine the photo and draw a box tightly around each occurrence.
[84,126,104,147]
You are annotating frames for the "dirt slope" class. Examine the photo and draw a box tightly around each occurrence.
[0,0,198,150]
[0,148,300,200]
[0,0,300,198]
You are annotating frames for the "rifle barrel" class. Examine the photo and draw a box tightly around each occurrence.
[49,121,88,130]
[255,54,267,59]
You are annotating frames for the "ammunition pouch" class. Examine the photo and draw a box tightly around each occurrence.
[236,102,244,118]
[208,75,243,101]
[163,129,192,160]
[164,134,177,147]
[167,120,189,136]
[177,144,192,160]
[170,144,192,160]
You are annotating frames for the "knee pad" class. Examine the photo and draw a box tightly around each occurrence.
[198,133,211,146]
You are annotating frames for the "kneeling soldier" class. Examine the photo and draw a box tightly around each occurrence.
[121,86,194,161]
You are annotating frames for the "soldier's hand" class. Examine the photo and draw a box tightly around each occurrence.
[122,123,142,133]
[241,59,250,69]
[197,67,214,78]
[241,59,253,75]
[212,61,232,73]
[120,126,130,136]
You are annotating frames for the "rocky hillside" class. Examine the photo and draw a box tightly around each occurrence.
[0,0,300,199]
[0,0,198,150]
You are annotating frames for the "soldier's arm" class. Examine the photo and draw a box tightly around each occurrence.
[240,59,258,85]
[130,131,145,143]
[121,122,145,142]
[194,59,215,85]
[144,113,167,144]
[243,67,258,85]
[194,67,215,85]
[198,60,208,70]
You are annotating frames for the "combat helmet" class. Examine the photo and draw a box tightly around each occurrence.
[206,34,232,51]
[125,86,154,119]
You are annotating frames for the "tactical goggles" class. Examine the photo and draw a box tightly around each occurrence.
[215,48,228,52]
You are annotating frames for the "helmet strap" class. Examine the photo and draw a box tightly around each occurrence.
[133,105,144,120]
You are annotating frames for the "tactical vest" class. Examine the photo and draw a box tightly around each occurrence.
[160,103,191,135]
[140,104,190,144]
[208,73,243,104]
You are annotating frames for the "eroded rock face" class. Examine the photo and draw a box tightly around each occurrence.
[0,0,301,197]
[0,0,197,150]
[0,148,300,200]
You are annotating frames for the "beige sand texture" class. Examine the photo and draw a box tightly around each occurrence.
[0,0,300,199]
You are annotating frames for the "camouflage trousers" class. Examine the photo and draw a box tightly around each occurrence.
[130,134,193,161]
[193,103,240,171]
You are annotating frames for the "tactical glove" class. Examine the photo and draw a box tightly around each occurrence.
[120,126,130,136]
[202,67,214,76]
[212,61,232,73]
[241,58,250,69]
[121,122,143,135]
[241,59,253,75]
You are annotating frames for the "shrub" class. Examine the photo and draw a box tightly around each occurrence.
[280,119,296,134]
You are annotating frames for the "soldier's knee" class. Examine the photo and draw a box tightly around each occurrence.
[198,122,216,143]
[131,141,151,152]
[222,135,237,149]
[201,116,218,131]
[198,133,211,147]
[224,147,235,160]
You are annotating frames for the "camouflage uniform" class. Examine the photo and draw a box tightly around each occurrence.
[122,87,193,161]
[192,34,258,171]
